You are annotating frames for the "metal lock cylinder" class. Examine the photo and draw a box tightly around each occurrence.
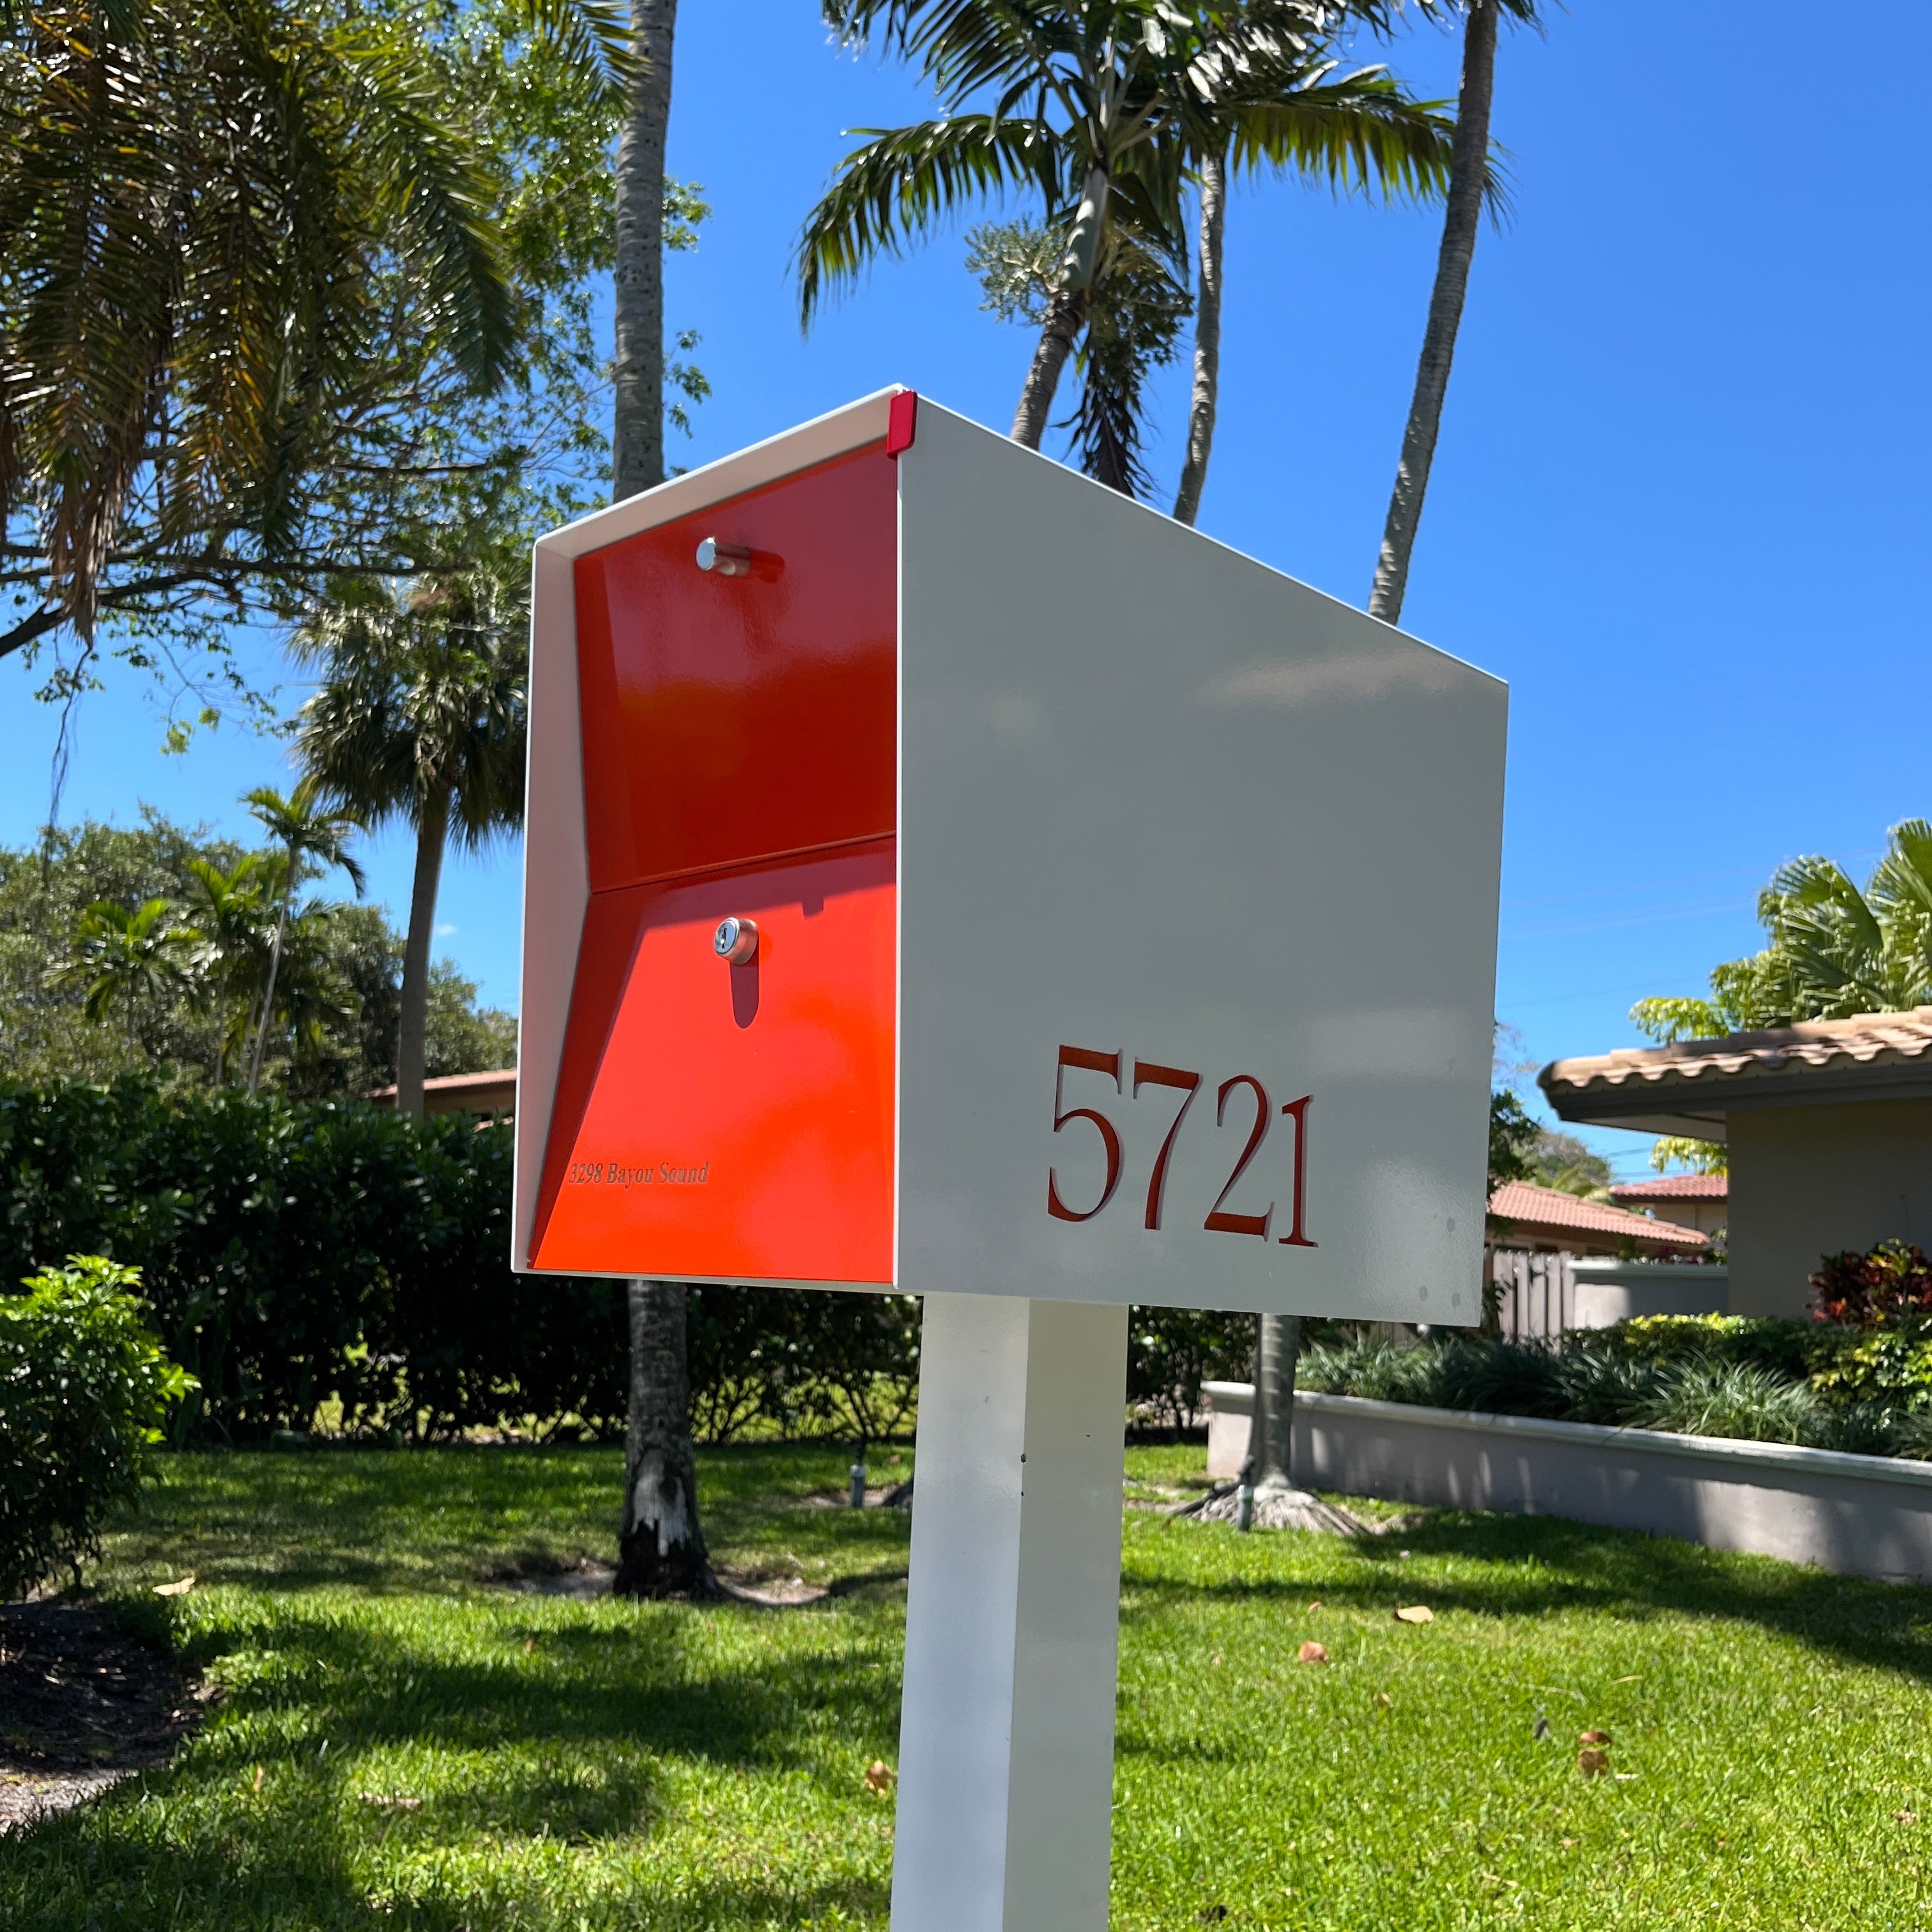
[713,916,759,966]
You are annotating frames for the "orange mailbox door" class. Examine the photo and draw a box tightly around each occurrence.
[530,445,899,1284]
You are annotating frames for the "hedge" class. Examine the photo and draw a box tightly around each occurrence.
[0,1082,1252,1444]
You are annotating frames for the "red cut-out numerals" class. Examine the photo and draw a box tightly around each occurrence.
[1048,1045,1124,1223]
[1132,1061,1200,1229]
[1048,1046,1314,1248]
[1204,1075,1272,1238]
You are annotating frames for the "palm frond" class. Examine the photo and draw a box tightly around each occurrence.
[797,115,1064,323]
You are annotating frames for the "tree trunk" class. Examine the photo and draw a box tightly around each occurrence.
[1191,1308,1358,1533]
[614,1278,715,1597]
[1010,285,1088,450]
[1367,0,1498,626]
[610,0,712,1602]
[611,0,678,503]
[1249,1311,1300,1491]
[1172,146,1227,529]
[395,788,447,1121]
[247,892,290,1096]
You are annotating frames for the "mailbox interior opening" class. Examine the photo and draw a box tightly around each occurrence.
[526,440,900,1284]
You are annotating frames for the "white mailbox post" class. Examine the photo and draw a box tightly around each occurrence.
[514,388,1507,1931]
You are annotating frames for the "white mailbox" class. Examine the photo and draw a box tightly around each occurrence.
[516,388,1506,1932]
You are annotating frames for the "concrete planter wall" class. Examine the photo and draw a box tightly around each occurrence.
[1571,1258,1728,1327]
[1200,1381,1932,1584]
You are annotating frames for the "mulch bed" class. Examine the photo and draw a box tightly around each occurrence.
[0,1599,203,1834]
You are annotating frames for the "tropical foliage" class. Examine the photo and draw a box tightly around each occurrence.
[0,1254,195,1596]
[4,813,514,1095]
[1632,819,1932,1044]
[0,0,632,708]
[0,1080,1250,1445]
[804,0,1453,496]
[293,569,528,1116]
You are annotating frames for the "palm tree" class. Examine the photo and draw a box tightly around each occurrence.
[1172,34,1455,524]
[47,897,200,1041]
[1634,822,1932,1044]
[604,0,716,1600]
[612,0,678,501]
[0,0,518,641]
[1367,0,1542,624]
[291,573,526,1119]
[242,779,366,1094]
[181,856,273,1084]
[804,0,1287,447]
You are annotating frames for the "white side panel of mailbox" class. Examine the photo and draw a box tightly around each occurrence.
[895,404,1507,1322]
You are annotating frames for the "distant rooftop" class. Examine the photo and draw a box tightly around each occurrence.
[366,1069,516,1116]
[1541,1007,1932,1138]
[1611,1174,1728,1202]
[1488,1180,1710,1254]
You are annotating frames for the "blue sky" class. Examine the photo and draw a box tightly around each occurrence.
[6,0,1928,1181]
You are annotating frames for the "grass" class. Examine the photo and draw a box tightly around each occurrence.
[4,1443,1932,1928]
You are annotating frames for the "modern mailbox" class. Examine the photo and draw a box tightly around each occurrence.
[516,388,1507,1932]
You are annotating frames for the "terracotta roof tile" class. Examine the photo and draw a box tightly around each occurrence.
[1541,1006,1932,1098]
[1487,1181,1710,1250]
[1611,1174,1728,1201]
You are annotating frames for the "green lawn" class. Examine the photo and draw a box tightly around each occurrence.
[5,1442,1932,1929]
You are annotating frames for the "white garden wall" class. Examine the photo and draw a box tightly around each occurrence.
[1201,1382,1932,1584]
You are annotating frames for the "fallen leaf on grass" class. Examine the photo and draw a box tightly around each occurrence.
[1579,1729,1611,1745]
[1897,1811,1920,1825]
[1297,1642,1328,1665]
[1611,1674,1641,1684]
[1578,1749,1610,1777]
[1393,1605,1434,1625]
[1374,1692,1393,1709]
[1307,1601,1324,1612]
[864,1760,896,1795]
[1197,1908,1229,1924]
[360,1793,422,1812]
[152,1575,195,1597]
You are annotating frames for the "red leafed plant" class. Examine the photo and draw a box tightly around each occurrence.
[1809,1240,1932,1328]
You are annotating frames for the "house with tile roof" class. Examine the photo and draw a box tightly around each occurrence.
[1487,1181,1710,1259]
[1540,1007,1932,1317]
[1609,1173,1728,1238]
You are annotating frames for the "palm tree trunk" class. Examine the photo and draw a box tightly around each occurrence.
[247,894,291,1096]
[1172,146,1227,529]
[610,0,712,1600]
[1011,285,1088,450]
[395,788,448,1121]
[1367,0,1498,626]
[1249,1312,1300,1491]
[611,0,678,503]
[614,1278,715,1597]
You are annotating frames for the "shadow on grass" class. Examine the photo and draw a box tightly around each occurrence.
[1128,1508,1932,1685]
[3,1774,891,1932]
[165,1602,903,1775]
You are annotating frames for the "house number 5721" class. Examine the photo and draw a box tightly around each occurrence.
[1046,1045,1314,1247]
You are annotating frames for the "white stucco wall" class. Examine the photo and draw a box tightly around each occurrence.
[1729,1098,1932,1317]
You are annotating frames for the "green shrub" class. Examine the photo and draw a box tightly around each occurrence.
[1600,1314,1820,1382]
[1804,1320,1932,1411]
[1129,1307,1258,1430]
[0,1078,1226,1445]
[1809,1239,1932,1326]
[0,1255,195,1597]
[1630,1360,1832,1446]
